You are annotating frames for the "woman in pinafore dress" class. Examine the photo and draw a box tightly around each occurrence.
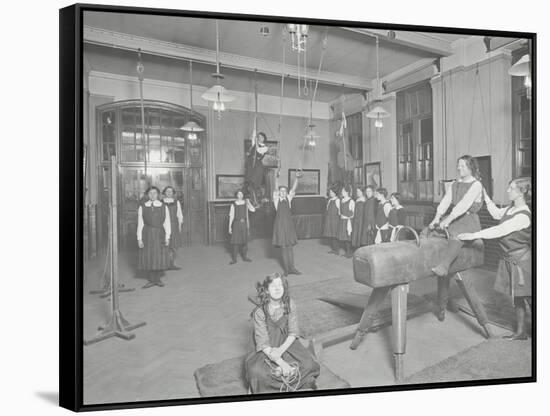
[228,190,256,264]
[137,186,171,289]
[245,132,269,207]
[459,178,532,340]
[351,186,367,250]
[162,186,183,270]
[428,155,483,277]
[374,188,392,244]
[337,185,355,258]
[245,273,321,393]
[362,185,377,246]
[388,192,407,241]
[323,186,341,255]
[272,175,300,276]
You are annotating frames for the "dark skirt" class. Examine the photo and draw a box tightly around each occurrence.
[138,225,170,271]
[351,201,366,247]
[494,251,532,298]
[337,218,352,241]
[231,218,249,245]
[272,202,297,247]
[446,213,481,239]
[323,212,339,239]
[169,222,183,249]
[244,340,320,393]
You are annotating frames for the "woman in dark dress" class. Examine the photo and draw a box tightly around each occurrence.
[323,186,341,255]
[362,185,377,246]
[245,132,269,207]
[137,186,171,288]
[245,273,321,393]
[162,186,183,270]
[428,155,483,277]
[351,186,367,250]
[388,192,407,241]
[459,178,532,340]
[374,188,392,244]
[337,185,355,258]
[272,174,300,276]
[228,190,256,264]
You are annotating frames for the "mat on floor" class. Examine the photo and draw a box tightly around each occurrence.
[403,338,532,384]
[194,353,350,397]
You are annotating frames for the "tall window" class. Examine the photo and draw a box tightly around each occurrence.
[512,48,532,178]
[396,82,433,201]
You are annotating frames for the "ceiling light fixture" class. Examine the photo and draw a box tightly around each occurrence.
[181,60,204,140]
[366,36,391,129]
[201,20,235,119]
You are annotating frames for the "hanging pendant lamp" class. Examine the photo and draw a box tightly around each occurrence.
[509,54,531,99]
[366,36,391,129]
[201,20,235,119]
[181,60,204,141]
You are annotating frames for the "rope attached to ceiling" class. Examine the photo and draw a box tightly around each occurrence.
[137,48,148,180]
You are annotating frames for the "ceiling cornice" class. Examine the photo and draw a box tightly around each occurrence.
[341,27,454,56]
[84,25,373,91]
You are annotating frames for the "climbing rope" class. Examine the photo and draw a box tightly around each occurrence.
[137,48,148,179]
[264,358,302,392]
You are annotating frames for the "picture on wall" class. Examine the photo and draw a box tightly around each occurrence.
[288,169,321,195]
[364,162,382,189]
[244,139,279,167]
[216,174,245,199]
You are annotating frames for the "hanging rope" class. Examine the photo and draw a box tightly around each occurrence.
[252,69,259,169]
[137,49,148,179]
[276,27,287,177]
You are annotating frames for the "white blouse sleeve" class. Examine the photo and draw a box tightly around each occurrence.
[246,199,256,212]
[163,206,171,240]
[137,206,144,241]
[176,200,184,224]
[436,184,453,217]
[473,213,531,240]
[486,200,508,221]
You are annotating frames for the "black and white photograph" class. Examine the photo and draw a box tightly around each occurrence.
[57,2,536,411]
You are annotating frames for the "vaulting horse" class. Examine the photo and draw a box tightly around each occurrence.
[349,227,493,382]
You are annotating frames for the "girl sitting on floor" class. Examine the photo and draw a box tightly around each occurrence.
[245,273,321,393]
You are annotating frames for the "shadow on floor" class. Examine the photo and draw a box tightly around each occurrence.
[35,391,58,406]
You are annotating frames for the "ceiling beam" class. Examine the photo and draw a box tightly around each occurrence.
[84,26,373,91]
[341,27,454,56]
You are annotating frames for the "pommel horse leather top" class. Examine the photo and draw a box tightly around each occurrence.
[353,229,484,288]
[347,227,491,382]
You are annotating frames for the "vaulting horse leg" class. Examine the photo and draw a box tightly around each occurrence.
[350,287,390,350]
[453,272,494,339]
[391,284,409,382]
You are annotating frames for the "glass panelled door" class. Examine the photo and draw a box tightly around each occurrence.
[97,100,206,251]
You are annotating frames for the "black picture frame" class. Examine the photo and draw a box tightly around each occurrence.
[60,3,537,412]
[364,162,382,189]
[288,169,321,195]
[215,174,246,199]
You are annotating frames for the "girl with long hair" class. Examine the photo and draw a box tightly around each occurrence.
[458,178,532,340]
[374,188,392,243]
[244,273,320,393]
[362,185,377,245]
[162,186,183,270]
[428,155,483,277]
[137,186,171,288]
[351,186,367,250]
[389,192,407,241]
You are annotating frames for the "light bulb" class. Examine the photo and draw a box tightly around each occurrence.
[188,132,197,141]
[219,101,225,112]
[375,119,383,129]
[524,74,532,89]
[213,101,220,111]
[308,139,316,147]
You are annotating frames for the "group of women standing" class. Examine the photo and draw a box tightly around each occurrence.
[322,184,407,258]
[136,186,184,289]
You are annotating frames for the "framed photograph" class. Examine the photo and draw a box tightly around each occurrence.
[216,174,245,199]
[244,138,279,167]
[288,169,321,195]
[60,3,536,412]
[364,162,382,189]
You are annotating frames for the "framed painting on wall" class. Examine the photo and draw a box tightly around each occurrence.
[288,169,320,195]
[364,162,382,189]
[215,174,245,199]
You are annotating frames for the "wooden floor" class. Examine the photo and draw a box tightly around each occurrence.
[82,238,522,405]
